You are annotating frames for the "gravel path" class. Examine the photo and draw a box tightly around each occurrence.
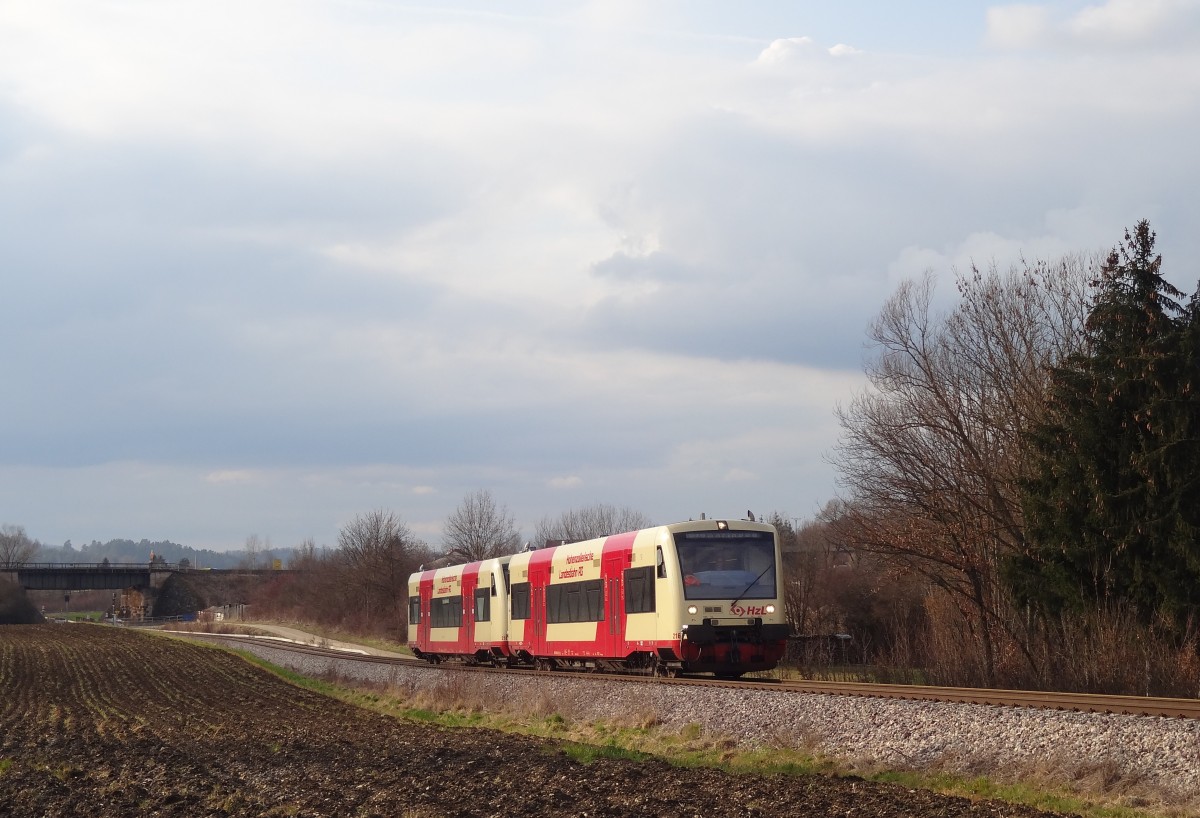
[212,637,1200,810]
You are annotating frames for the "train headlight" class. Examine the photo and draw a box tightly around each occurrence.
[765,604,776,614]
[687,605,698,615]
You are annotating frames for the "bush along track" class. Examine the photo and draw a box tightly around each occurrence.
[0,624,1078,818]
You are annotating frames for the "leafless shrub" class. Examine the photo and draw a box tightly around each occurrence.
[1022,604,1200,697]
[254,513,434,641]
[0,577,42,624]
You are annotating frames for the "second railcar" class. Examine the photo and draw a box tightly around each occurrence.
[408,556,512,665]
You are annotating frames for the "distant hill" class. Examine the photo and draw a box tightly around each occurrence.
[35,539,297,570]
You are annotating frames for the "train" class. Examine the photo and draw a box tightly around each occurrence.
[407,518,790,677]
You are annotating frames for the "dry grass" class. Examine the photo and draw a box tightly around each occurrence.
[170,621,268,636]
[349,668,1195,818]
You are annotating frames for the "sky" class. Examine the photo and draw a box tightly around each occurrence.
[2,0,1199,553]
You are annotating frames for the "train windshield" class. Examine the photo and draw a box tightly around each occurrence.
[674,530,777,601]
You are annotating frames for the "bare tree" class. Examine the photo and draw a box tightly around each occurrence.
[338,510,433,631]
[827,257,1092,686]
[531,504,651,546]
[240,534,263,570]
[0,524,39,569]
[288,537,320,570]
[774,512,830,638]
[443,489,522,563]
[257,538,337,624]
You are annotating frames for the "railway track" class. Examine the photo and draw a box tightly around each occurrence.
[176,630,1200,720]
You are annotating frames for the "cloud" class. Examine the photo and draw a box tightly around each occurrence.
[590,250,695,283]
[986,0,1200,50]
[1067,0,1199,44]
[205,470,258,485]
[755,36,863,64]
[722,468,757,482]
[756,37,819,64]
[985,5,1052,49]
[2,2,1200,550]
[883,204,1169,292]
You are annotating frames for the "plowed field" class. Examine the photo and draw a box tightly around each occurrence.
[0,625,1069,817]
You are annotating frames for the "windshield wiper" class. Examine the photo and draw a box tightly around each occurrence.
[729,562,775,610]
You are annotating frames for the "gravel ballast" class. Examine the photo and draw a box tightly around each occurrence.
[221,638,1200,809]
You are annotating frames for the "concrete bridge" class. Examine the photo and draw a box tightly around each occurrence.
[1,564,289,592]
[1,564,292,619]
[3,562,177,592]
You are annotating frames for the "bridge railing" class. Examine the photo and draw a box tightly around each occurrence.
[14,562,180,570]
[13,563,291,572]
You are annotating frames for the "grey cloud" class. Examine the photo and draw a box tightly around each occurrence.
[590,250,696,282]
[578,280,872,370]
[5,3,1200,550]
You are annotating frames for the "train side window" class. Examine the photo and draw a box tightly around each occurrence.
[624,566,655,614]
[586,580,604,622]
[547,584,565,623]
[491,573,497,597]
[546,579,603,623]
[474,588,491,622]
[409,595,421,624]
[431,596,463,628]
[656,546,666,579]
[511,582,531,620]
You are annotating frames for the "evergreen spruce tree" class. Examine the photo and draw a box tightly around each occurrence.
[1013,221,1200,628]
[1146,280,1200,621]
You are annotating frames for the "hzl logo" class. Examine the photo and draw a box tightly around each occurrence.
[730,604,768,617]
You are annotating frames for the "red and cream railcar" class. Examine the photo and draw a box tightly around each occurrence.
[408,519,789,677]
[407,556,512,665]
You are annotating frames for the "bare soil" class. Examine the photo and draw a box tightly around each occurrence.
[0,625,1072,817]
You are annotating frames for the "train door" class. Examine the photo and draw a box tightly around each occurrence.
[603,554,625,658]
[419,582,432,649]
[526,551,552,662]
[531,582,545,658]
[461,572,477,655]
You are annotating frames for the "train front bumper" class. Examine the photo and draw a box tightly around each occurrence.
[678,621,790,672]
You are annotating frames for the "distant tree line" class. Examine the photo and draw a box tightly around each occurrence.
[251,495,651,639]
[19,537,295,570]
